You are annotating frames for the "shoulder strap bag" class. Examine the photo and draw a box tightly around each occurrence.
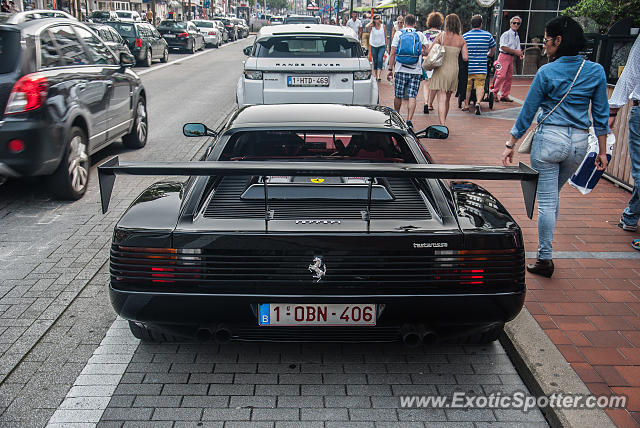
[518,59,586,154]
[423,32,445,71]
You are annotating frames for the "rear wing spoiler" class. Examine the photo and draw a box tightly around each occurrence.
[98,156,538,222]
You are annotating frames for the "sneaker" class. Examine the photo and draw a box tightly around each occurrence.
[475,104,481,115]
[618,218,638,232]
[406,120,414,129]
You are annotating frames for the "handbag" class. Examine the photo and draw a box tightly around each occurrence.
[568,129,615,194]
[518,59,586,154]
[423,33,445,71]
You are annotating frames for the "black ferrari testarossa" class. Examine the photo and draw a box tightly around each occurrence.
[99,104,538,345]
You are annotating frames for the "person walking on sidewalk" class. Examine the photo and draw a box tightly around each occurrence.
[609,35,640,250]
[462,14,496,115]
[346,12,362,41]
[492,16,524,102]
[421,11,443,114]
[425,13,468,127]
[367,15,387,81]
[502,16,609,278]
[387,14,429,129]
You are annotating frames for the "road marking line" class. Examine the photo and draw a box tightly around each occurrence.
[45,317,139,428]
[138,37,252,76]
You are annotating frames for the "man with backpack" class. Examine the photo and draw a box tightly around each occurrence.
[386,14,429,128]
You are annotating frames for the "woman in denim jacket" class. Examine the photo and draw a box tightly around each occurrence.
[501,16,609,278]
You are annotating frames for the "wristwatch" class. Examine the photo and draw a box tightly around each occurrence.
[505,141,515,149]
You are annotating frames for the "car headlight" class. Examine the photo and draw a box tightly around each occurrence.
[353,70,372,80]
[244,70,263,80]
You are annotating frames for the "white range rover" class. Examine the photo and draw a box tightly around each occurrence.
[237,24,378,107]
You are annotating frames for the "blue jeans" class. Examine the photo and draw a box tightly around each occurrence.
[530,124,589,260]
[622,106,640,227]
[371,45,385,70]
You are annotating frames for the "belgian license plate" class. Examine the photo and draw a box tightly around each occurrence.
[287,76,329,87]
[259,303,376,326]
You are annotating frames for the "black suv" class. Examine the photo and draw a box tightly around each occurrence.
[106,21,168,66]
[0,19,147,199]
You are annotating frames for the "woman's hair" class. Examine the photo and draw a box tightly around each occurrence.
[444,13,461,35]
[426,11,443,29]
[545,16,586,57]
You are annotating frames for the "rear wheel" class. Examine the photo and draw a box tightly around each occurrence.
[49,126,89,200]
[144,48,152,67]
[129,321,178,342]
[122,98,148,149]
[160,47,168,63]
[188,41,195,54]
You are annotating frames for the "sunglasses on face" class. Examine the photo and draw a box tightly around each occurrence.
[511,21,521,26]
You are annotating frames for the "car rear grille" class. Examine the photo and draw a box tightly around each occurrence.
[110,246,525,294]
[202,176,431,220]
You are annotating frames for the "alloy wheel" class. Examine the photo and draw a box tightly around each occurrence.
[135,101,147,143]
[67,135,88,193]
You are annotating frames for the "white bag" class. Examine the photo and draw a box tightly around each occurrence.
[382,51,389,71]
[567,128,615,195]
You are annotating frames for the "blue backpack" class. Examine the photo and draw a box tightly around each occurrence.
[396,29,422,65]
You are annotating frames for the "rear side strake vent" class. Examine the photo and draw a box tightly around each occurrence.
[203,176,431,220]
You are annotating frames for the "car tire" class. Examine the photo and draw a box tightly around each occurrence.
[122,97,148,149]
[144,48,152,67]
[128,321,178,342]
[188,41,195,54]
[160,47,168,63]
[49,126,89,200]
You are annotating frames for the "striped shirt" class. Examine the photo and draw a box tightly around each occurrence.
[463,29,496,75]
[609,35,640,108]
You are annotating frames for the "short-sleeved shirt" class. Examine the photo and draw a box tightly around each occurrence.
[346,18,361,36]
[391,28,428,75]
[499,29,520,53]
[463,29,496,74]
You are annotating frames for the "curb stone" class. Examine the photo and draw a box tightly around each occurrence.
[500,308,615,428]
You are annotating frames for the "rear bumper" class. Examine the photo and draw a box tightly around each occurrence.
[0,117,65,177]
[166,39,190,49]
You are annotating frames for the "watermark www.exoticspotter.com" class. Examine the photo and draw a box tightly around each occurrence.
[399,392,627,412]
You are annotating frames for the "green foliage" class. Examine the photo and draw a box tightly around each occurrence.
[416,0,485,32]
[266,0,288,12]
[563,0,640,32]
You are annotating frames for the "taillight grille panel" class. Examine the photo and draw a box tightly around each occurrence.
[111,246,525,294]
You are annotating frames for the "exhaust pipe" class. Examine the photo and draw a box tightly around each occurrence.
[401,324,420,347]
[417,324,438,345]
[214,325,232,343]
[196,328,212,342]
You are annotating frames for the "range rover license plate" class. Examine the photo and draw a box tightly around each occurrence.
[287,76,329,87]
[259,304,376,326]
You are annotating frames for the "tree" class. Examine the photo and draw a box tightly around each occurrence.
[266,0,288,12]
[416,0,486,32]
[563,0,640,33]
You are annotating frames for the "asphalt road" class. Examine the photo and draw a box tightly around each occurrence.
[0,37,547,427]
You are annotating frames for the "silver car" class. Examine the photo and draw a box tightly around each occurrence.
[192,19,222,47]
[237,24,378,108]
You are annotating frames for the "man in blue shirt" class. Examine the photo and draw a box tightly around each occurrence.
[462,15,496,115]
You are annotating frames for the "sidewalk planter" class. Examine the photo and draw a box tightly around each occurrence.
[605,85,635,190]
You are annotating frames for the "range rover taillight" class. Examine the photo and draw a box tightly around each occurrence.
[5,73,49,115]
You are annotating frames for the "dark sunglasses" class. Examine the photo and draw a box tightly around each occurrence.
[510,21,521,26]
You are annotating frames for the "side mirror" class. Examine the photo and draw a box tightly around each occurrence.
[119,52,135,67]
[415,125,449,139]
[243,45,252,56]
[183,123,217,137]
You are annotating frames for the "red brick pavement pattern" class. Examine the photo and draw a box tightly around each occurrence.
[378,77,640,427]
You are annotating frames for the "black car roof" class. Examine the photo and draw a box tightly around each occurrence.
[227,104,409,132]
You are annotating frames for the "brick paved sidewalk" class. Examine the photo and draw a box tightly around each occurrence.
[378,77,640,427]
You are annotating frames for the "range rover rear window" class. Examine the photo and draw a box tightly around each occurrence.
[0,30,20,74]
[255,36,360,58]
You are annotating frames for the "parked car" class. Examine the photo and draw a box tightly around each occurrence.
[98,103,538,344]
[114,10,142,22]
[86,22,132,58]
[232,18,249,38]
[4,9,76,24]
[283,14,320,24]
[238,24,378,107]
[0,19,147,200]
[192,19,221,47]
[213,20,229,43]
[106,21,168,66]
[217,18,237,41]
[268,15,284,25]
[87,10,119,23]
[157,20,205,53]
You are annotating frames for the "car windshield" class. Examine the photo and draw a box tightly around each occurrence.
[159,21,187,29]
[106,22,136,37]
[0,30,20,74]
[90,11,110,19]
[255,36,360,58]
[116,12,132,18]
[193,21,213,27]
[219,131,414,163]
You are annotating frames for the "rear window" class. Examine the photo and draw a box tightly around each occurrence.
[219,131,414,163]
[193,21,213,28]
[105,22,136,37]
[159,20,186,29]
[116,12,132,18]
[0,30,20,73]
[284,17,318,24]
[255,36,361,58]
[90,11,110,19]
